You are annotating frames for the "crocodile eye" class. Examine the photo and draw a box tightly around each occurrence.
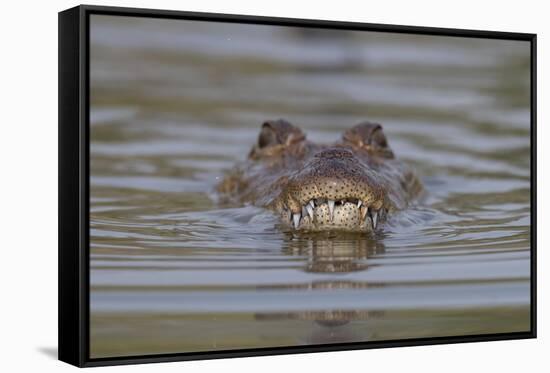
[370,127,389,149]
[257,119,305,149]
[343,121,394,158]
[250,119,306,159]
[258,124,279,148]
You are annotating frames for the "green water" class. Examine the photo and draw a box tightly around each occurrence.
[89,15,531,358]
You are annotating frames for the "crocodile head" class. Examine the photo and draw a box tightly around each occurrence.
[218,119,422,232]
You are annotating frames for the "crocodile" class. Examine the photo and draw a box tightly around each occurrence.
[217,119,422,232]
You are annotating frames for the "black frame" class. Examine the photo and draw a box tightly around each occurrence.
[58,4,537,368]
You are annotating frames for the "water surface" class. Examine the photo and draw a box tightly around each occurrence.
[89,15,531,358]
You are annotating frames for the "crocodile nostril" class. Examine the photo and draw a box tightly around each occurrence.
[314,148,355,159]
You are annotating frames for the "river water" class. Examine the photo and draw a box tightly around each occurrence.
[88,15,532,358]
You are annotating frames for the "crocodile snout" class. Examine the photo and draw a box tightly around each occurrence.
[278,148,387,231]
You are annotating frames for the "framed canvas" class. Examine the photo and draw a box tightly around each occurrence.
[58,4,537,367]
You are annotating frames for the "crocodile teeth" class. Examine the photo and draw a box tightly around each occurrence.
[360,206,369,220]
[305,204,314,219]
[302,206,308,219]
[372,210,378,230]
[308,200,315,209]
[327,200,335,221]
[293,213,301,229]
[357,200,362,208]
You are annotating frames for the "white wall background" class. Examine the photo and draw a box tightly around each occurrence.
[0,0,545,371]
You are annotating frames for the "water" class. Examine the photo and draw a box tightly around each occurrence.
[89,15,531,358]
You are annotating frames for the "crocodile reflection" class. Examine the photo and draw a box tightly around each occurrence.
[255,234,386,339]
[283,231,385,273]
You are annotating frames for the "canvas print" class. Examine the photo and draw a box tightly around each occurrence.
[89,14,532,358]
